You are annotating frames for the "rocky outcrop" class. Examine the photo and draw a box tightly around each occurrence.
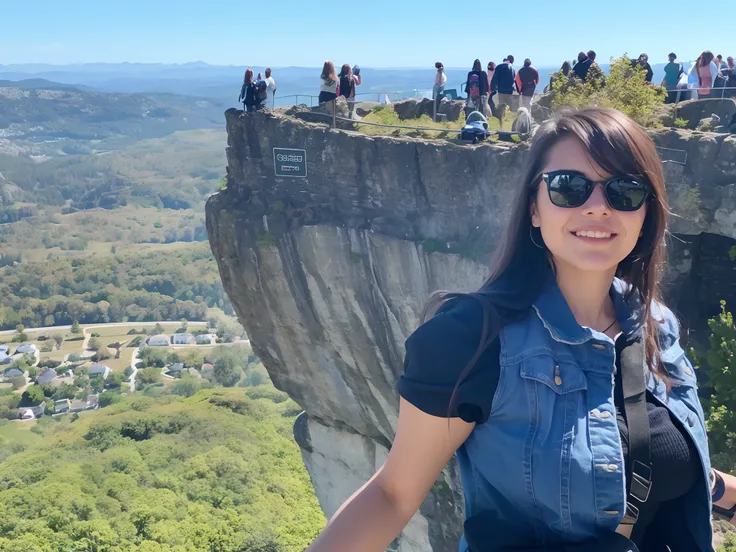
[207,108,736,552]
[673,98,736,130]
[393,98,465,121]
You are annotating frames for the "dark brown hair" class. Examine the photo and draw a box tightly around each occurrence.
[265,68,272,78]
[696,50,715,69]
[472,59,482,72]
[423,107,670,414]
[243,68,254,85]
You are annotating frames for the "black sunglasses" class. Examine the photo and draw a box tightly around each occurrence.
[538,170,651,212]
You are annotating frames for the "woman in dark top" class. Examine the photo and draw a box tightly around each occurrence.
[238,68,258,112]
[305,108,736,552]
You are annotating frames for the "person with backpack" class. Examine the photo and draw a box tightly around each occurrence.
[464,59,489,118]
[303,107,725,552]
[253,74,268,110]
[573,51,593,81]
[515,58,539,110]
[339,64,362,119]
[661,53,684,104]
[238,68,258,112]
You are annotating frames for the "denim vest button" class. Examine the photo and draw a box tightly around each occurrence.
[687,415,695,427]
[592,408,612,419]
[554,365,562,386]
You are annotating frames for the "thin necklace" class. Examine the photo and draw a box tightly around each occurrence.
[601,319,617,334]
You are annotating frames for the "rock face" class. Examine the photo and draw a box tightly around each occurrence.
[207,109,736,552]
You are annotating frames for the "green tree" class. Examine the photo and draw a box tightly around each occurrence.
[213,355,242,387]
[552,55,666,127]
[53,334,64,347]
[15,324,24,334]
[52,383,77,401]
[137,368,161,385]
[88,337,102,351]
[20,385,45,407]
[71,320,81,334]
[153,323,165,335]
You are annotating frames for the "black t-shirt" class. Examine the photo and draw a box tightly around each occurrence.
[398,297,703,551]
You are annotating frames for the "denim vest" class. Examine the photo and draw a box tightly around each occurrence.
[457,274,713,551]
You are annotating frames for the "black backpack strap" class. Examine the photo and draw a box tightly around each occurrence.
[618,340,653,541]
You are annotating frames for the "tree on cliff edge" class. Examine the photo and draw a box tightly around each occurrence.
[552,55,665,127]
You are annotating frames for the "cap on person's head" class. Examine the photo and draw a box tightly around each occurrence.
[668,53,677,60]
[587,50,596,61]
[507,55,515,63]
[524,59,531,67]
[435,61,443,69]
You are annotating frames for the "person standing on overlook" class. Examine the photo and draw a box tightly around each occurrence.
[303,107,733,552]
[238,68,258,112]
[662,53,684,104]
[339,64,362,119]
[549,60,572,91]
[631,54,654,83]
[264,68,277,109]
[464,59,489,117]
[688,50,720,99]
[573,51,592,81]
[516,58,539,110]
[318,61,339,114]
[491,55,516,114]
[726,56,736,98]
[487,61,497,118]
[433,62,447,120]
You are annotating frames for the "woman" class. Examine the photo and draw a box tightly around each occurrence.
[464,59,489,117]
[305,108,736,552]
[487,61,497,118]
[688,51,720,99]
[237,68,257,112]
[433,62,448,120]
[339,64,362,119]
[549,60,572,92]
[725,56,735,98]
[319,61,339,111]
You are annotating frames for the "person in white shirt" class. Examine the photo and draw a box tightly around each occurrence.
[433,62,447,120]
[264,68,277,108]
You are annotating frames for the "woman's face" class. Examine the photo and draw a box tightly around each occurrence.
[530,137,647,273]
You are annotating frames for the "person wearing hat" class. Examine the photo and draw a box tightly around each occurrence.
[662,53,684,103]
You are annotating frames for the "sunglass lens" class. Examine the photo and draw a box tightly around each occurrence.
[547,173,590,207]
[606,179,648,211]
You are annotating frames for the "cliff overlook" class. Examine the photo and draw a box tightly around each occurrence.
[207,107,736,552]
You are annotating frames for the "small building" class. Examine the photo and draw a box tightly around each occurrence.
[54,399,71,413]
[172,333,195,345]
[195,334,214,345]
[70,400,87,413]
[88,363,111,380]
[15,344,37,354]
[36,369,58,386]
[147,334,170,347]
[18,403,45,419]
[86,394,99,410]
[4,368,24,378]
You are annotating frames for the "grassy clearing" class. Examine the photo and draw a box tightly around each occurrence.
[356,105,517,140]
[0,421,43,447]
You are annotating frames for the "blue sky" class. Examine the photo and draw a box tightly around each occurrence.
[2,0,733,67]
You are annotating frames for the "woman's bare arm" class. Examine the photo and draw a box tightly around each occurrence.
[305,398,474,552]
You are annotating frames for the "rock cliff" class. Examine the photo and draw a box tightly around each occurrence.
[207,108,736,552]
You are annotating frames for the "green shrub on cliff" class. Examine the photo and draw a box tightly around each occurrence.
[0,387,325,551]
[551,55,666,127]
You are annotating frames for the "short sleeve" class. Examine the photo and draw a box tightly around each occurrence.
[397,296,500,424]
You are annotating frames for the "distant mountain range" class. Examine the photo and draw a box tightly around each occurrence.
[0,81,227,142]
[0,61,676,108]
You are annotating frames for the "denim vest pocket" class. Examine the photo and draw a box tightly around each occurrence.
[520,355,588,394]
[660,344,696,388]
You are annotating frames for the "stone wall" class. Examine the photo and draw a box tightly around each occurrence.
[207,109,736,552]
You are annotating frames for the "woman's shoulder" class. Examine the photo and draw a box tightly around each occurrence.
[399,295,500,424]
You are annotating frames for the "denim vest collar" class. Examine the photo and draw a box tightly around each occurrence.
[532,270,645,345]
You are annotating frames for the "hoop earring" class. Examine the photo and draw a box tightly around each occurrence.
[529,226,545,249]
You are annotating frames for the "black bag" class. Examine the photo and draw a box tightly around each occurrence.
[255,80,268,102]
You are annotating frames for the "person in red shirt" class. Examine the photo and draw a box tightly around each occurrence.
[515,58,539,110]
